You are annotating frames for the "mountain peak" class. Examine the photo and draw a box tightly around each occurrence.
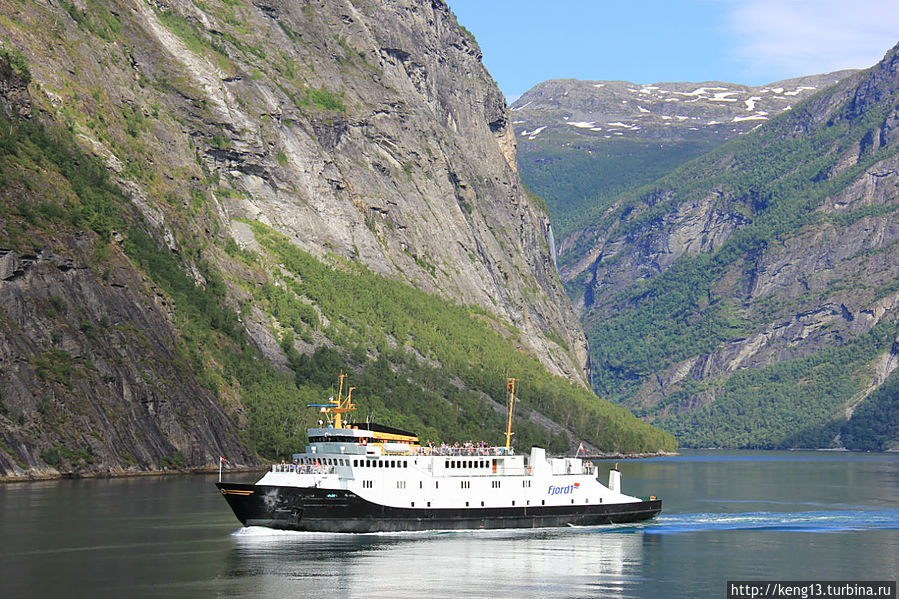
[511,71,856,142]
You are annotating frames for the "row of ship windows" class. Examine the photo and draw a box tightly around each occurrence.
[359,479,533,490]
[353,459,409,468]
[298,457,350,466]
[448,460,492,469]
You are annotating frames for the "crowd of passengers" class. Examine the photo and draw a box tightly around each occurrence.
[419,441,511,456]
[270,441,514,473]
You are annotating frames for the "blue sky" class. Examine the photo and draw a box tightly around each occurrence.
[446,0,899,101]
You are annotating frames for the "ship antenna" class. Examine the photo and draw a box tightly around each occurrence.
[331,372,356,429]
[306,372,357,429]
[505,378,518,452]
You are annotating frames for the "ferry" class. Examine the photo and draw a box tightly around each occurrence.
[217,375,661,532]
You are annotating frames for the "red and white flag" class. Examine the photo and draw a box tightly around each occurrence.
[220,456,229,463]
[577,442,585,455]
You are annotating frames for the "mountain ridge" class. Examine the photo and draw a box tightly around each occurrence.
[511,71,856,240]
[543,43,899,449]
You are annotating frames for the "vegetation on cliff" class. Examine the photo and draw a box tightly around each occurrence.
[543,47,899,449]
[0,0,676,476]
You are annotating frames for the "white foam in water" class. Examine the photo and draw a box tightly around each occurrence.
[645,509,899,534]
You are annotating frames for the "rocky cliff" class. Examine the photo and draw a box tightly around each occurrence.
[0,0,664,478]
[556,43,899,449]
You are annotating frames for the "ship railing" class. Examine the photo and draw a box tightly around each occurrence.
[271,463,335,475]
[415,446,514,457]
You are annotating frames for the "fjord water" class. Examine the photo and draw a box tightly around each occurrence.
[1,451,896,598]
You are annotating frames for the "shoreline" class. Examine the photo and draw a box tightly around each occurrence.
[0,465,267,484]
[569,451,680,460]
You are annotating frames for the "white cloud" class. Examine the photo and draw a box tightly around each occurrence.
[725,0,899,80]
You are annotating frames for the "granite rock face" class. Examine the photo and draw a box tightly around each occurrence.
[0,238,256,476]
[0,0,590,475]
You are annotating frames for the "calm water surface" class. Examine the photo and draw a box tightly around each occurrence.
[1,450,896,598]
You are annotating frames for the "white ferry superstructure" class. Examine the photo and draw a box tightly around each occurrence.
[217,376,661,532]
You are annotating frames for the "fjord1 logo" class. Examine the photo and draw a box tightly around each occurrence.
[547,482,580,495]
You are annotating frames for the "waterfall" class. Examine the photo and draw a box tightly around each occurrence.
[546,223,559,274]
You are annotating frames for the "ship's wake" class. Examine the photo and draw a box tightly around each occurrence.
[640,509,899,534]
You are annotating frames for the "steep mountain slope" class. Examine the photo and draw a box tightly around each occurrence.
[559,43,899,449]
[0,0,675,477]
[512,72,854,238]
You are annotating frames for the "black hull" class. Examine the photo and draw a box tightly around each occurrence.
[217,482,662,533]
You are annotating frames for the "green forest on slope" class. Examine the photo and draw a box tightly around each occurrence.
[517,135,719,239]
[658,321,897,448]
[0,49,675,463]
[124,215,677,457]
[237,222,676,455]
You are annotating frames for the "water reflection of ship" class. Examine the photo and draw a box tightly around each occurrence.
[226,528,645,598]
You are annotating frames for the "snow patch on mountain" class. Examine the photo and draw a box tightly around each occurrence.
[521,126,546,139]
[784,86,816,96]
